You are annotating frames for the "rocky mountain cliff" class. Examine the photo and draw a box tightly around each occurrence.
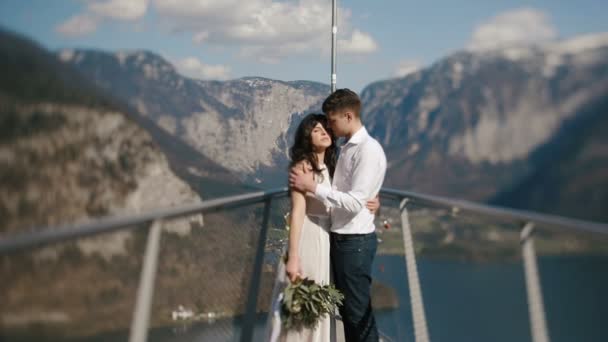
[59,49,330,186]
[0,29,204,238]
[362,34,608,222]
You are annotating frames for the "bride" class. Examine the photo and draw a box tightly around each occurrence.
[271,113,378,342]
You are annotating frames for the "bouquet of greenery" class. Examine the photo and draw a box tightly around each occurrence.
[280,277,344,330]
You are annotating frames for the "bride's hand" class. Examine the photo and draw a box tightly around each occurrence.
[286,255,302,283]
[366,195,380,214]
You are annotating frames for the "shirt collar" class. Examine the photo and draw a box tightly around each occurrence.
[344,126,368,146]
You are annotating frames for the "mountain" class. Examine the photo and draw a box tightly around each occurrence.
[56,33,608,222]
[362,33,608,222]
[0,28,204,236]
[59,49,254,197]
[59,49,330,187]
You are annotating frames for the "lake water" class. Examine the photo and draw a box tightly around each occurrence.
[147,254,608,342]
[373,254,608,342]
[10,254,607,342]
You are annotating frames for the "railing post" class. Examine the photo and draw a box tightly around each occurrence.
[521,222,551,342]
[265,245,287,342]
[240,197,273,342]
[400,198,430,342]
[129,219,163,342]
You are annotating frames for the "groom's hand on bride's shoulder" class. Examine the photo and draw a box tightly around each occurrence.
[288,161,315,193]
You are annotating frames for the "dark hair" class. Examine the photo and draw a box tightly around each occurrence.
[322,88,361,118]
[289,113,337,178]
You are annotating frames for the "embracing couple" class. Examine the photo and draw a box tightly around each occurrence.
[277,89,387,342]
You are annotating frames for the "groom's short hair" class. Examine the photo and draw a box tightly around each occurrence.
[322,88,361,118]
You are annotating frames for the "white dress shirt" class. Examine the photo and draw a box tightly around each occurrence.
[314,126,387,234]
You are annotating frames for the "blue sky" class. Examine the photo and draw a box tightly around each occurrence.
[1,0,607,92]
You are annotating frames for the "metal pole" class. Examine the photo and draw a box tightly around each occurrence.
[265,245,287,342]
[129,219,163,342]
[240,198,273,342]
[400,199,430,342]
[331,0,337,92]
[521,222,551,342]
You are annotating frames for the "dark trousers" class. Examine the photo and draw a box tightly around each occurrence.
[330,232,379,342]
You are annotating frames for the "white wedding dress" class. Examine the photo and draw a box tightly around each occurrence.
[268,166,335,342]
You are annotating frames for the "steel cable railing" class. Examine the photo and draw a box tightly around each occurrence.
[2,187,607,341]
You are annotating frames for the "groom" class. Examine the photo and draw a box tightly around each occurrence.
[289,89,387,342]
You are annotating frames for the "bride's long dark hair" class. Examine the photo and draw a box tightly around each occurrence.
[289,113,337,178]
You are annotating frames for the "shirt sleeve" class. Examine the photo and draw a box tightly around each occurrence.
[314,143,386,214]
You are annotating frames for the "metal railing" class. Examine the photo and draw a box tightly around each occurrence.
[379,188,608,342]
[1,187,607,342]
[380,189,608,236]
[1,188,287,342]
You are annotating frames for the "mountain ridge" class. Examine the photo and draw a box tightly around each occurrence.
[58,32,608,222]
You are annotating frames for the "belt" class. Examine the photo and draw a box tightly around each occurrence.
[330,232,375,241]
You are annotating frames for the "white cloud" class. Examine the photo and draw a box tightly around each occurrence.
[467,8,557,51]
[550,32,608,54]
[154,0,377,62]
[56,0,378,61]
[394,60,421,77]
[56,0,149,37]
[88,0,149,21]
[175,57,232,80]
[339,30,378,54]
[56,14,99,37]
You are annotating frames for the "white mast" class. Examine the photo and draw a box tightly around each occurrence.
[331,0,337,92]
